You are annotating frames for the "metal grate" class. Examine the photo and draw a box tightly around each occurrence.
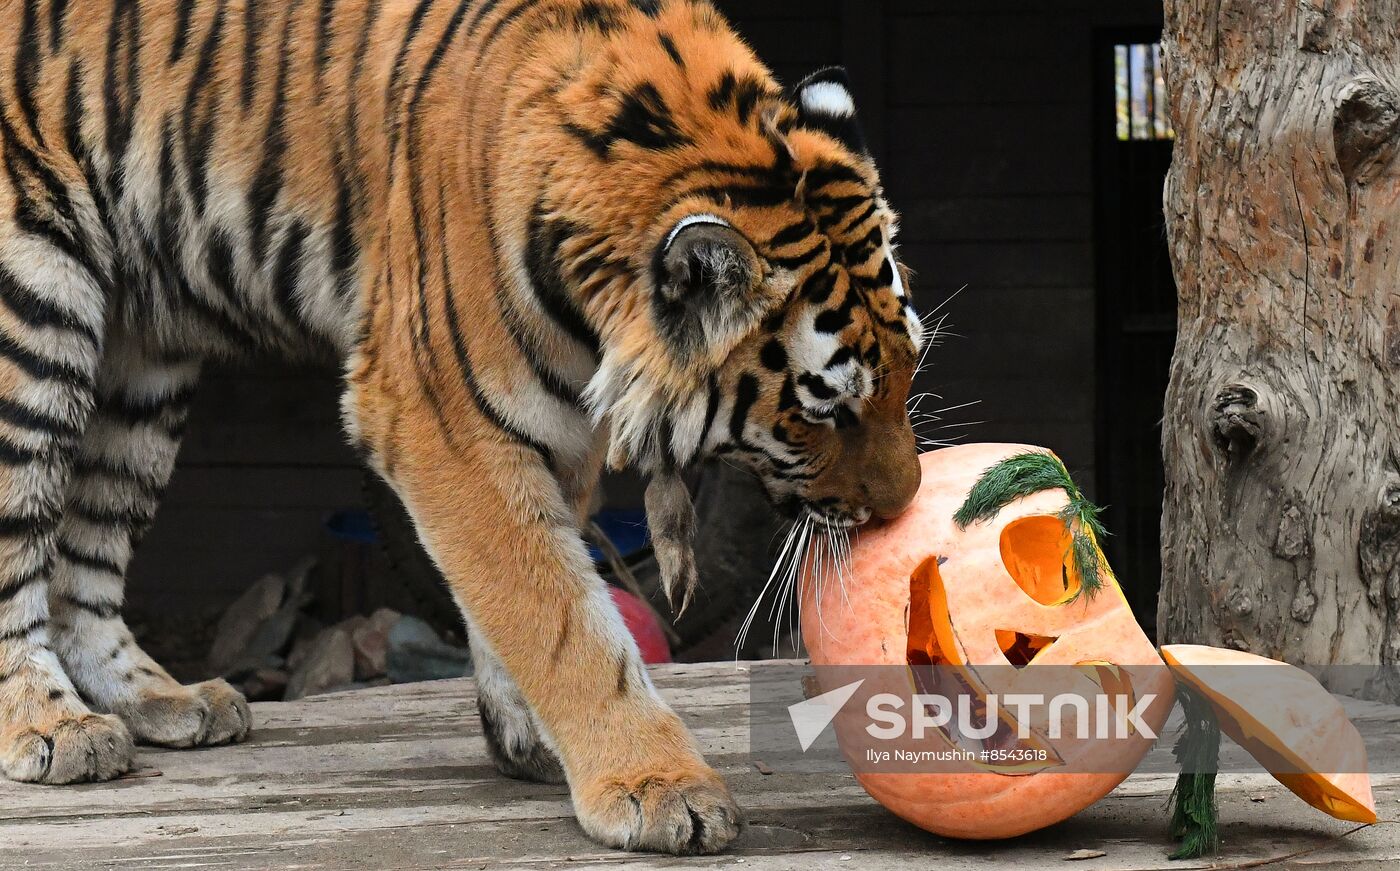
[1115,43,1173,141]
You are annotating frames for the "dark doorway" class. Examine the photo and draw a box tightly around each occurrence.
[1093,31,1177,631]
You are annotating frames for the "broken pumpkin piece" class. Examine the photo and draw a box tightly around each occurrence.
[1161,644,1376,825]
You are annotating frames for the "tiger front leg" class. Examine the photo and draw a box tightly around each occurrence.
[351,396,740,854]
[0,224,132,784]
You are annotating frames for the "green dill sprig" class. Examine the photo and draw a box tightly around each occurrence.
[953,451,1107,598]
[1167,681,1222,860]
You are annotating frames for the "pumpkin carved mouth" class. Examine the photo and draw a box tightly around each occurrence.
[906,555,1063,773]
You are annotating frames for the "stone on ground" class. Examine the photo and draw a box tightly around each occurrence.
[284,626,355,700]
[387,616,471,684]
[352,608,400,681]
[208,574,286,674]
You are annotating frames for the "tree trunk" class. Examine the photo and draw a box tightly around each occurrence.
[1158,0,1400,699]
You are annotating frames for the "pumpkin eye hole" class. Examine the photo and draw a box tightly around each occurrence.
[999,515,1082,605]
[906,556,1063,771]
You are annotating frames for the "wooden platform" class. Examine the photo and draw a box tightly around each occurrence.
[2,662,1398,870]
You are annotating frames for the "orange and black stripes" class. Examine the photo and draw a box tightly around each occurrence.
[0,1,922,825]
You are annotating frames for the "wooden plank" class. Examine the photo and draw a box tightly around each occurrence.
[887,103,1092,158]
[925,376,1095,421]
[176,364,355,468]
[885,12,1082,61]
[716,18,841,66]
[2,663,1396,870]
[885,0,1161,26]
[177,423,359,468]
[923,285,1096,328]
[716,0,842,21]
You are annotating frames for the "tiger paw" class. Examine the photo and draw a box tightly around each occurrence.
[116,679,252,748]
[573,764,742,854]
[0,711,133,784]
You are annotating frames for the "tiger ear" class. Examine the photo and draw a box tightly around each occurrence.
[653,216,762,356]
[658,217,755,302]
[791,66,869,155]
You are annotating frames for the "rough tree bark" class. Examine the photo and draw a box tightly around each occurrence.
[1158,0,1400,698]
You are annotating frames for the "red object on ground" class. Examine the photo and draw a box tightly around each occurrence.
[609,586,673,664]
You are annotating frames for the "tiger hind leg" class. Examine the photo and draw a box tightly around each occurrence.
[466,620,565,783]
[0,230,132,783]
[47,338,249,748]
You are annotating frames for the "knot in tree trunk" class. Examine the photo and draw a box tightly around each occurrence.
[1334,77,1400,186]
[1210,384,1268,459]
[1360,479,1400,607]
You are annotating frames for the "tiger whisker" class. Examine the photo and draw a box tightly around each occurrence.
[832,521,852,610]
[906,391,943,412]
[771,516,813,657]
[767,519,800,623]
[779,523,811,657]
[920,284,969,322]
[917,436,969,448]
[806,516,856,648]
[921,399,983,416]
[737,516,802,654]
[910,414,986,432]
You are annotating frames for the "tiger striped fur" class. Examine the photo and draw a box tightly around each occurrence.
[0,0,924,853]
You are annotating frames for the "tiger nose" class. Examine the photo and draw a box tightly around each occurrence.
[854,415,922,521]
[867,447,921,520]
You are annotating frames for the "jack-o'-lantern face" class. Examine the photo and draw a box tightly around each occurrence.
[801,443,1175,840]
[903,480,1167,769]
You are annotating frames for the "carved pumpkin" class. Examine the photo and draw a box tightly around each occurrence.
[1161,644,1376,824]
[802,443,1175,840]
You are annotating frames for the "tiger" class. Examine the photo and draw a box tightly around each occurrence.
[0,0,925,854]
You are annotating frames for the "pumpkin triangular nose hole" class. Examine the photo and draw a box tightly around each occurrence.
[996,630,1058,668]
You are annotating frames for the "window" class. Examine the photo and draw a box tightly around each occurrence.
[1114,43,1173,141]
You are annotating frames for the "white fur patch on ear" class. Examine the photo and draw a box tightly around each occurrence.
[800,81,856,119]
[664,214,732,252]
[888,255,906,300]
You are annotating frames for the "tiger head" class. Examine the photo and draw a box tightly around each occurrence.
[573,57,923,532]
